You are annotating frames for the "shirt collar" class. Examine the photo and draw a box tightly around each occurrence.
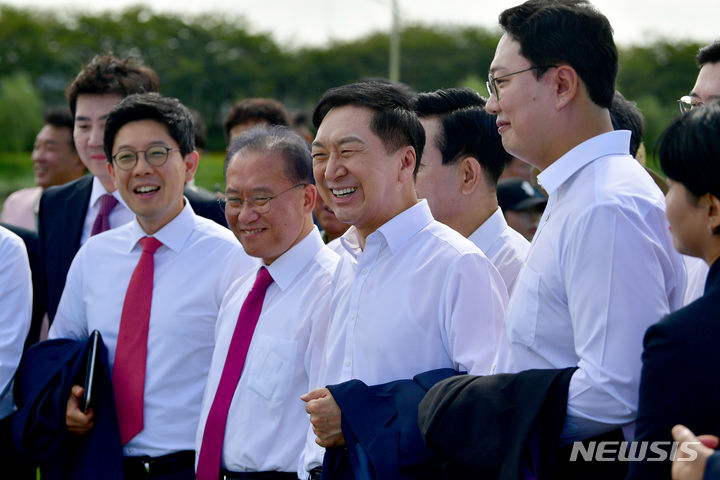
[537,130,631,196]
[468,207,507,252]
[125,198,195,253]
[90,175,129,209]
[264,226,326,292]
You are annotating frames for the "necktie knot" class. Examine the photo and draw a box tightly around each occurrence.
[253,267,274,293]
[139,236,162,255]
[98,193,118,214]
[91,194,119,236]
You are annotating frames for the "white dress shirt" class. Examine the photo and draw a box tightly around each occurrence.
[492,131,686,443]
[683,255,708,305]
[195,227,339,474]
[468,207,530,294]
[0,226,32,419]
[50,201,254,457]
[79,176,134,246]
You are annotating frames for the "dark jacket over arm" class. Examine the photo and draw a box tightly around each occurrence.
[322,368,459,480]
[12,334,123,480]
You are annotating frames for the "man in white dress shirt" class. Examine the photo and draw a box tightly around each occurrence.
[0,226,33,478]
[301,79,508,478]
[195,126,339,480]
[413,87,529,294]
[49,93,253,479]
[485,0,685,474]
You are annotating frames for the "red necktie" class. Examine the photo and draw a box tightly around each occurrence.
[91,193,119,236]
[113,236,163,445]
[196,267,274,480]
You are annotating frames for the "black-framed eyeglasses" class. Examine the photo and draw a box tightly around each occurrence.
[486,65,557,101]
[678,95,703,114]
[223,183,307,215]
[112,146,181,170]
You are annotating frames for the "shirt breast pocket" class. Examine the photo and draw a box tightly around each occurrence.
[245,335,297,402]
[505,266,541,347]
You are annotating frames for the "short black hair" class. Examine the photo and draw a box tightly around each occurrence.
[223,98,290,140]
[225,125,313,185]
[659,99,720,200]
[312,79,425,174]
[104,93,195,163]
[43,106,76,150]
[414,88,509,186]
[499,0,617,109]
[66,54,159,117]
[696,41,720,68]
[609,91,645,157]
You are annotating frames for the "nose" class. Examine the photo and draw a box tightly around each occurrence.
[485,94,500,115]
[131,151,156,175]
[89,124,104,148]
[32,147,45,163]
[236,201,260,224]
[323,152,346,183]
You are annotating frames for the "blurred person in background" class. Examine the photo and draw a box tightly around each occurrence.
[1,107,84,231]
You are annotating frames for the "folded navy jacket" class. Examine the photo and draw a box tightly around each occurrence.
[12,334,124,479]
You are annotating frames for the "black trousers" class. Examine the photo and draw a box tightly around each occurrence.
[0,414,36,480]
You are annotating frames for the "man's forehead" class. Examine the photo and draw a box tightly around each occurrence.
[692,61,720,101]
[490,34,525,73]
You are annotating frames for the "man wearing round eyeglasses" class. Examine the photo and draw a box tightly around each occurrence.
[478,0,685,475]
[678,41,720,113]
[49,93,253,479]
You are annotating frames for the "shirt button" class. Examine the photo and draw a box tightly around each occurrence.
[345,360,351,367]
[349,314,355,320]
[361,268,368,275]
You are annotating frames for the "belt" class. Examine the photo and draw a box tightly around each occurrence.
[123,450,195,478]
[220,470,298,480]
[308,467,322,480]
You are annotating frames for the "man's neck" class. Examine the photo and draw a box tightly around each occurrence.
[449,196,498,238]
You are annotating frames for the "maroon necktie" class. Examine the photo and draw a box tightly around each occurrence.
[91,194,118,236]
[112,236,163,445]
[196,267,274,480]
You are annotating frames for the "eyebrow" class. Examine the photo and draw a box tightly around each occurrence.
[114,140,170,151]
[311,135,365,149]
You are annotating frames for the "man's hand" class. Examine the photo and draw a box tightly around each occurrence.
[671,424,716,480]
[301,388,345,448]
[66,385,95,435]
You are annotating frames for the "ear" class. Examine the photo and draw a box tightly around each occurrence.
[707,193,720,235]
[106,162,117,189]
[303,184,317,214]
[183,150,200,184]
[458,156,483,196]
[398,145,416,183]
[553,65,579,110]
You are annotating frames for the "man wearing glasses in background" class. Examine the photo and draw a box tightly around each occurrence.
[678,41,720,113]
[676,41,720,305]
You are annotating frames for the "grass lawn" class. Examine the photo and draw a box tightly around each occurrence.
[0,151,227,211]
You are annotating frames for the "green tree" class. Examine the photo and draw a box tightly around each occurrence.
[0,72,43,151]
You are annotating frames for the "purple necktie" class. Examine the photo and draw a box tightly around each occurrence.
[113,236,163,445]
[91,194,118,236]
[196,267,274,480]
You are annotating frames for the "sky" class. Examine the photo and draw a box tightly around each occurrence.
[1,0,718,49]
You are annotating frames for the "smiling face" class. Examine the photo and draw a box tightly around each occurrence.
[108,119,197,234]
[32,124,84,188]
[74,93,122,191]
[225,150,315,264]
[311,105,415,240]
[485,34,556,169]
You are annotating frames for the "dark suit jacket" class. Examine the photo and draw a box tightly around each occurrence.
[12,334,123,480]
[0,222,45,349]
[322,369,459,480]
[418,368,577,480]
[39,175,227,321]
[628,260,720,480]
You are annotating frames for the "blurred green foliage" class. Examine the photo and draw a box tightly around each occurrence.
[0,4,710,203]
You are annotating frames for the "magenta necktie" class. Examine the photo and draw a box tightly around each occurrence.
[196,267,274,480]
[112,236,163,445]
[91,194,119,236]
